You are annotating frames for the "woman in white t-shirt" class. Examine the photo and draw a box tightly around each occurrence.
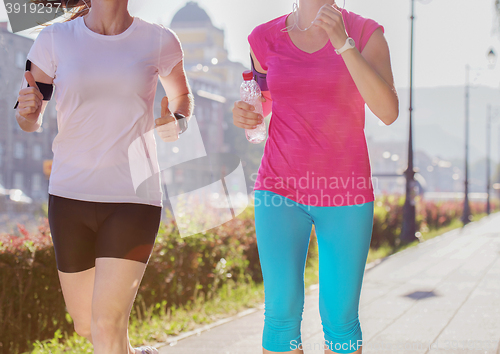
[14,1,193,353]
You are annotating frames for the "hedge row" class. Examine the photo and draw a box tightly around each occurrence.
[0,196,498,353]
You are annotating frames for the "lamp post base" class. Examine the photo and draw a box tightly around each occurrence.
[400,168,418,245]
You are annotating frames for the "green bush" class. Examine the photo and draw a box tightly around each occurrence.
[371,194,500,249]
[0,220,71,354]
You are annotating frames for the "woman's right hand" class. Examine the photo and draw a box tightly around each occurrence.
[232,95,266,129]
[17,71,43,122]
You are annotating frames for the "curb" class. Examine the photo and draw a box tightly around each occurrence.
[155,304,265,349]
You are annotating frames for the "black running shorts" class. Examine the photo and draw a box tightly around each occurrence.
[48,194,162,273]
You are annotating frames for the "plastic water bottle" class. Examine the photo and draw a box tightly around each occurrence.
[240,70,267,144]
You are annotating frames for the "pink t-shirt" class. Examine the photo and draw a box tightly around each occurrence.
[248,10,383,207]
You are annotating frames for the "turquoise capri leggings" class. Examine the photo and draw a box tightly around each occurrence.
[254,189,374,353]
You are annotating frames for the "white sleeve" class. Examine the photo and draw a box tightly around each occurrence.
[26,25,56,78]
[158,26,184,77]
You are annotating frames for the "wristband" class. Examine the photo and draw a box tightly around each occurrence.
[335,37,356,55]
[174,113,188,134]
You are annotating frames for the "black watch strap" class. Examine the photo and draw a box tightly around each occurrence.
[173,113,188,134]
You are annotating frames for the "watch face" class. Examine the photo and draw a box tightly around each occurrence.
[348,38,355,47]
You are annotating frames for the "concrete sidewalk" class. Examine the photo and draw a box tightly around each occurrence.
[157,213,500,354]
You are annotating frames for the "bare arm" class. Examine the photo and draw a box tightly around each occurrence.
[342,28,399,125]
[158,59,194,122]
[313,4,399,125]
[15,62,53,132]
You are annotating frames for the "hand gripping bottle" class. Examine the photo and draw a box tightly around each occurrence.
[240,70,267,144]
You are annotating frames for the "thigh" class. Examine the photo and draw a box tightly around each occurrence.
[48,194,98,273]
[57,267,95,331]
[254,190,313,308]
[95,203,162,264]
[92,258,148,324]
[311,201,374,323]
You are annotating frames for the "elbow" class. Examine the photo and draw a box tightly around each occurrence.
[378,105,398,126]
[384,109,399,126]
[382,98,399,126]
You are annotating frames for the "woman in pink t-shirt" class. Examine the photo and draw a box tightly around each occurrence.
[232,1,398,353]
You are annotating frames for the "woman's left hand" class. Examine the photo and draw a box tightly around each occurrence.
[312,4,349,51]
[155,96,179,142]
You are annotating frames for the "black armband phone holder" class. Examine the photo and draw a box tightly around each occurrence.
[13,59,54,109]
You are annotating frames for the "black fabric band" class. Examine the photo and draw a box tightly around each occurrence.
[250,54,268,91]
[13,59,54,109]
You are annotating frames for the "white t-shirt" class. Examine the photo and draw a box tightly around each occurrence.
[27,16,184,207]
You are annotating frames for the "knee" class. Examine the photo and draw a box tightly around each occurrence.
[74,321,92,340]
[265,299,303,325]
[91,315,128,338]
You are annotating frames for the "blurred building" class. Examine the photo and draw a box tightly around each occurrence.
[153,2,249,206]
[0,21,57,202]
[153,1,246,156]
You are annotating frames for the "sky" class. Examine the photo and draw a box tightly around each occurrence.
[2,0,500,90]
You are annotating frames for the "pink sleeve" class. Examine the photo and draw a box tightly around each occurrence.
[248,25,268,71]
[345,12,384,53]
[358,17,384,52]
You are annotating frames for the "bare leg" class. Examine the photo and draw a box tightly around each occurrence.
[90,257,149,354]
[57,267,96,343]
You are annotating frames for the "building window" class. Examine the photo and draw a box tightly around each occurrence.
[32,173,42,192]
[14,142,24,159]
[16,52,25,69]
[33,144,42,160]
[13,172,23,189]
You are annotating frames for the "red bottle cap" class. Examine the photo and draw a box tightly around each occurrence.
[243,70,254,81]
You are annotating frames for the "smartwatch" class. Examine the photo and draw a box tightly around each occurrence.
[335,37,356,55]
[174,113,188,134]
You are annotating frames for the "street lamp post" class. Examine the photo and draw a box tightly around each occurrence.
[487,104,492,215]
[400,0,418,244]
[461,64,471,225]
[486,49,497,216]
[463,48,496,221]
[487,104,499,215]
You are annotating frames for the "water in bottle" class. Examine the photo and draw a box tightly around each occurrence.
[240,70,267,144]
